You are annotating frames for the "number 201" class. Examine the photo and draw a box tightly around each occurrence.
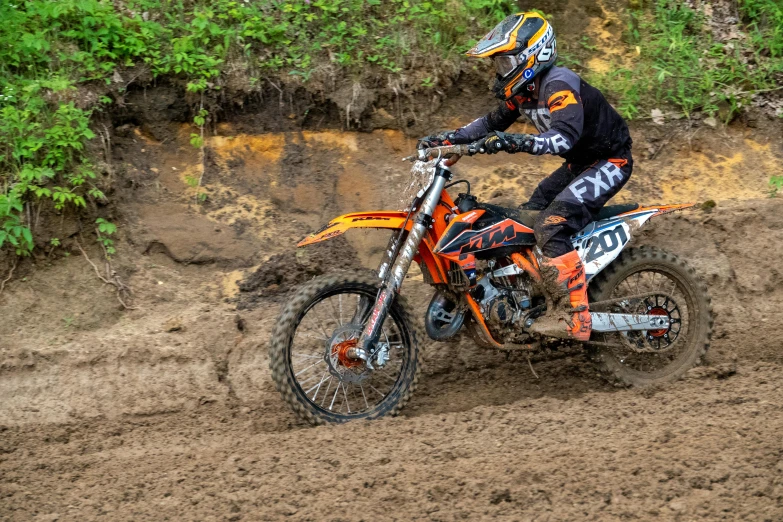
[585,225,628,262]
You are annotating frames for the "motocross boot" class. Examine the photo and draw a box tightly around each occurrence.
[529,250,592,341]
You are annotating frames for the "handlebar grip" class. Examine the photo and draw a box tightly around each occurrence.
[425,144,476,158]
[403,143,480,162]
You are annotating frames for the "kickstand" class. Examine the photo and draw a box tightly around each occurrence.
[526,355,539,379]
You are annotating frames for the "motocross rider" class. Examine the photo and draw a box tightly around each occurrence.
[418,12,633,342]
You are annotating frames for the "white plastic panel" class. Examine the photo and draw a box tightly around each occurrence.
[571,210,657,280]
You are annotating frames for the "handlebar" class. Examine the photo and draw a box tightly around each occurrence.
[402,143,478,162]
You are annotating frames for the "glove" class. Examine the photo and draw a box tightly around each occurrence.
[474,131,536,154]
[417,130,458,150]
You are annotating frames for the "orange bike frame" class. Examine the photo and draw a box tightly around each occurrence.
[298,193,695,347]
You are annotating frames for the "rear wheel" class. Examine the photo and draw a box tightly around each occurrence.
[587,246,713,386]
[269,272,421,425]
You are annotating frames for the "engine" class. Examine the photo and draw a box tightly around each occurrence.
[472,262,533,336]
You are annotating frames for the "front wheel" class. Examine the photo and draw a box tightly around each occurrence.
[269,272,421,425]
[587,246,713,386]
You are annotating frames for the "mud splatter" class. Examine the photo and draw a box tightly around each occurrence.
[235,236,362,308]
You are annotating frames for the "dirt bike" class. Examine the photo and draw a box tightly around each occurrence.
[270,144,713,425]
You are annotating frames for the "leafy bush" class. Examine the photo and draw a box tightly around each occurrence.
[770,175,783,198]
[0,0,513,256]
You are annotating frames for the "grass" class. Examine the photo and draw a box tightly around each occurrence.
[585,0,783,120]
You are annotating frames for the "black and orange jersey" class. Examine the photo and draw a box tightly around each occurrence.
[451,66,631,164]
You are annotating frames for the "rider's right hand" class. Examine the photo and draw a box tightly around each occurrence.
[416,131,456,150]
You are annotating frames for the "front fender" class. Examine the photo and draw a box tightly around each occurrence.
[297,211,412,247]
[298,210,449,285]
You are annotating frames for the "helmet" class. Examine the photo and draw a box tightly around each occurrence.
[467,12,557,101]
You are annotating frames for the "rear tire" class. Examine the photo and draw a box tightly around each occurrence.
[269,272,421,425]
[587,246,713,386]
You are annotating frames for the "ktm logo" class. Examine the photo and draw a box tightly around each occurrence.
[462,223,516,253]
[543,215,567,225]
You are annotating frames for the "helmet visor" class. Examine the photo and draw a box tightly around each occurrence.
[467,13,524,57]
[493,54,523,78]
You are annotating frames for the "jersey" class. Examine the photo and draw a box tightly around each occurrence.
[451,66,632,164]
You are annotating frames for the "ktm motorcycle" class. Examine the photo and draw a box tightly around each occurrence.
[270,144,713,425]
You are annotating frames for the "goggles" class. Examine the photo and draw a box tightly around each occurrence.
[493,54,526,78]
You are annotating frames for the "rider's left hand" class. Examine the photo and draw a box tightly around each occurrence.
[474,132,536,154]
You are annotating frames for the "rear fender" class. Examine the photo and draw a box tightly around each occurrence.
[573,204,696,281]
[298,211,449,284]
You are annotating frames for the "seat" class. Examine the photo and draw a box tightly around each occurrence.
[476,202,537,227]
[476,202,640,228]
[594,203,639,220]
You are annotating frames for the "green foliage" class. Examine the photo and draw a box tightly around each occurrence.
[3,0,778,257]
[769,176,783,198]
[738,0,783,59]
[586,0,783,119]
[95,217,116,257]
[0,0,513,256]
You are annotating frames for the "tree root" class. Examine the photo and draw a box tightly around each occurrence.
[0,258,18,295]
[76,239,135,310]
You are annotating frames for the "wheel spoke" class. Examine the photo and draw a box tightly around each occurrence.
[342,383,351,414]
[307,373,330,400]
[304,314,330,340]
[320,378,333,407]
[359,384,369,409]
[297,373,322,387]
[295,359,325,377]
[338,294,344,325]
[351,295,371,324]
[372,371,398,384]
[298,331,328,342]
[292,353,323,360]
[329,382,341,411]
[328,296,342,327]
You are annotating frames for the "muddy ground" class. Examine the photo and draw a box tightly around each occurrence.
[3,31,783,518]
[2,126,783,519]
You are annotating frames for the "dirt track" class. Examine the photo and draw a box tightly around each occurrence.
[2,353,783,520]
[4,195,783,520]
[2,104,783,519]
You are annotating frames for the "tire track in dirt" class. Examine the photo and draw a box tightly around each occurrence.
[1,357,780,521]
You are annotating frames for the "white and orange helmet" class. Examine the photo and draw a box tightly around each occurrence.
[467,12,557,100]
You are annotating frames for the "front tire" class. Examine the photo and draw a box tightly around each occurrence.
[269,272,421,425]
[587,246,713,386]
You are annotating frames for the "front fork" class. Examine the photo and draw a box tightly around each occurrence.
[349,166,451,367]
